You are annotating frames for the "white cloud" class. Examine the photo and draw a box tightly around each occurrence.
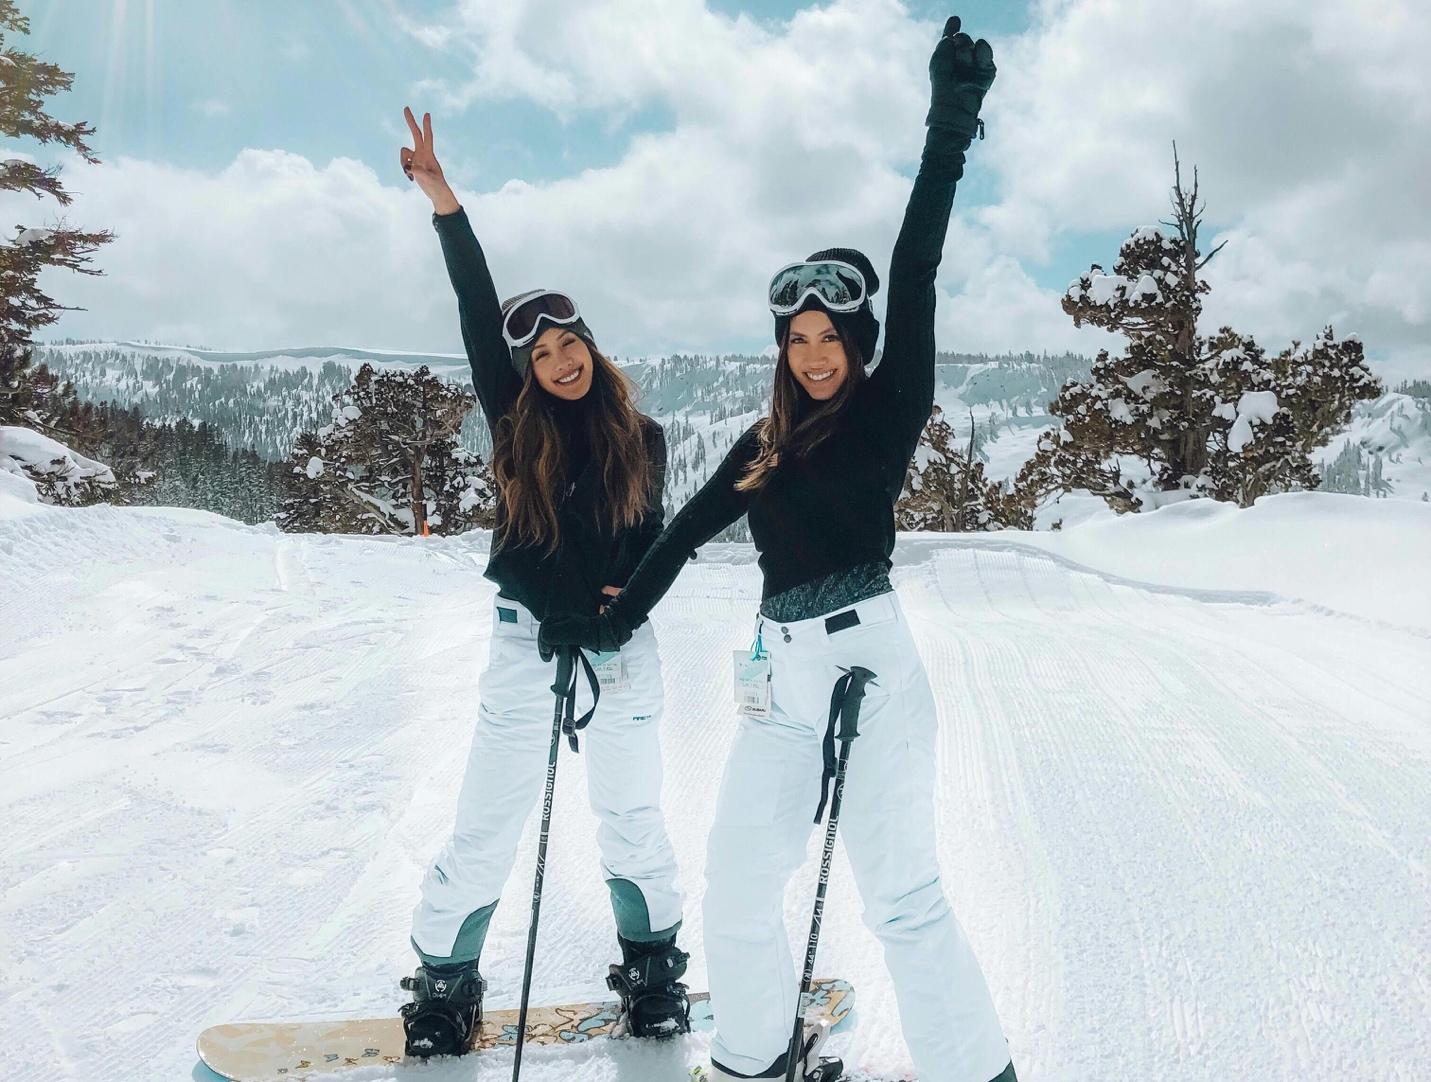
[20,151,456,350]
[984,0,1431,377]
[12,0,1428,383]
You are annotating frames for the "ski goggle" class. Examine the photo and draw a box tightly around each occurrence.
[501,289,584,350]
[767,260,868,316]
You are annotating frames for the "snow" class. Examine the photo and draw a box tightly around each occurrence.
[1,424,116,494]
[1084,270,1127,305]
[1123,368,1161,397]
[304,456,324,479]
[3,497,1429,1081]
[1227,389,1280,452]
[0,461,41,507]
[13,227,54,246]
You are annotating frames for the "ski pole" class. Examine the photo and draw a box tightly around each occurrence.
[785,665,876,1082]
[511,645,576,1082]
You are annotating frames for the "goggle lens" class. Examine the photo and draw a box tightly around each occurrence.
[767,261,867,314]
[503,291,580,347]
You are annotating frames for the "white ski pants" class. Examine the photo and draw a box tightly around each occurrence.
[410,594,684,963]
[706,591,1012,1082]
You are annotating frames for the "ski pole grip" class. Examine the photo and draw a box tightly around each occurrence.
[837,666,877,741]
[551,646,575,698]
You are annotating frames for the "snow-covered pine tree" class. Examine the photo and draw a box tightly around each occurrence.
[280,364,494,535]
[897,406,1031,531]
[423,437,497,532]
[1024,149,1381,512]
[276,431,341,533]
[1203,326,1381,504]
[0,0,113,435]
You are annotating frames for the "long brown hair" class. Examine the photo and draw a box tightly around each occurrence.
[737,320,866,492]
[491,341,650,553]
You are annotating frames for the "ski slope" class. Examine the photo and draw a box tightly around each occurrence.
[1,492,1428,1081]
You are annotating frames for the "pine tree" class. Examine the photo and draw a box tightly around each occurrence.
[0,0,113,432]
[897,406,1031,532]
[1024,148,1381,512]
[278,365,495,535]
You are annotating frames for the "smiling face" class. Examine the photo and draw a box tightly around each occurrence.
[529,325,594,400]
[785,309,850,400]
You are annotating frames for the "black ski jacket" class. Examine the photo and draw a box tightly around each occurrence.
[433,207,666,621]
[604,138,968,629]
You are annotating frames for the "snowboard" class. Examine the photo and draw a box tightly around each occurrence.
[197,977,854,1081]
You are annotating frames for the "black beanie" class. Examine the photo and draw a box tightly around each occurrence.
[772,247,881,366]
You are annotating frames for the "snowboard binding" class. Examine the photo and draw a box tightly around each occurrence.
[399,960,486,1058]
[606,934,692,1039]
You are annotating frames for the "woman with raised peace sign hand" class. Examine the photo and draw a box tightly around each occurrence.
[539,18,1017,1082]
[396,106,691,1058]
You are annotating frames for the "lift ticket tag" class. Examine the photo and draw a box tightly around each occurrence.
[733,650,772,718]
[588,650,630,694]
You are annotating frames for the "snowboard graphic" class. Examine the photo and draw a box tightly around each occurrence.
[197,977,854,1080]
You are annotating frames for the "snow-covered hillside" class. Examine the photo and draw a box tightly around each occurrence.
[1318,391,1431,501]
[40,343,1431,518]
[34,343,1087,504]
[2,489,1427,1081]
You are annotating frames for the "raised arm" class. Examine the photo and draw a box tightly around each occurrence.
[866,17,996,456]
[541,425,761,650]
[401,106,520,429]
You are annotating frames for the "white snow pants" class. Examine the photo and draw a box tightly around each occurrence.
[706,591,1012,1082]
[410,594,684,964]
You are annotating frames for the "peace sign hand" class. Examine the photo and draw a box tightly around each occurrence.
[401,106,460,215]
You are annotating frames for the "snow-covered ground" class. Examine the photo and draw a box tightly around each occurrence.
[2,491,1428,1081]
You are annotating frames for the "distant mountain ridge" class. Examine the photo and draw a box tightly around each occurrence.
[36,342,1428,523]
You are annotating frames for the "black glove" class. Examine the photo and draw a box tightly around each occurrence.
[926,15,996,143]
[538,609,633,655]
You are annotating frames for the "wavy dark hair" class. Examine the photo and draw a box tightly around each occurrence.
[491,339,650,553]
[736,319,866,492]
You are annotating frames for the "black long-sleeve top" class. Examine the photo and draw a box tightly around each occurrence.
[606,141,967,629]
[432,207,667,621]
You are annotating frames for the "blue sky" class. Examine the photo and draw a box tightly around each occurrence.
[34,1,1028,195]
[13,1,1428,378]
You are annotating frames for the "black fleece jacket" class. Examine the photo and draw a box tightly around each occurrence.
[432,207,666,621]
[602,138,968,631]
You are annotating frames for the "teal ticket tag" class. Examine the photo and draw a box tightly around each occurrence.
[733,650,772,719]
[588,650,629,693]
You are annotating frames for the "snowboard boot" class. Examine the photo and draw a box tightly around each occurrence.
[399,959,486,1058]
[606,933,692,1039]
[709,1017,842,1081]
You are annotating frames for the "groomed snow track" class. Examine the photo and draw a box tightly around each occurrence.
[1,500,1427,1081]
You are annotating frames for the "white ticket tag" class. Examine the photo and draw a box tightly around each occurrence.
[588,650,630,694]
[733,650,772,719]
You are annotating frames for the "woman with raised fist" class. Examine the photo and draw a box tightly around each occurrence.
[540,18,1017,1082]
[395,106,690,1057]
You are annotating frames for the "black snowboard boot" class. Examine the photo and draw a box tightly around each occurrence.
[606,934,691,1039]
[399,959,485,1058]
[709,1018,842,1080]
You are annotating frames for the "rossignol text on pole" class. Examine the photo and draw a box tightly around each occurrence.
[784,665,876,1082]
